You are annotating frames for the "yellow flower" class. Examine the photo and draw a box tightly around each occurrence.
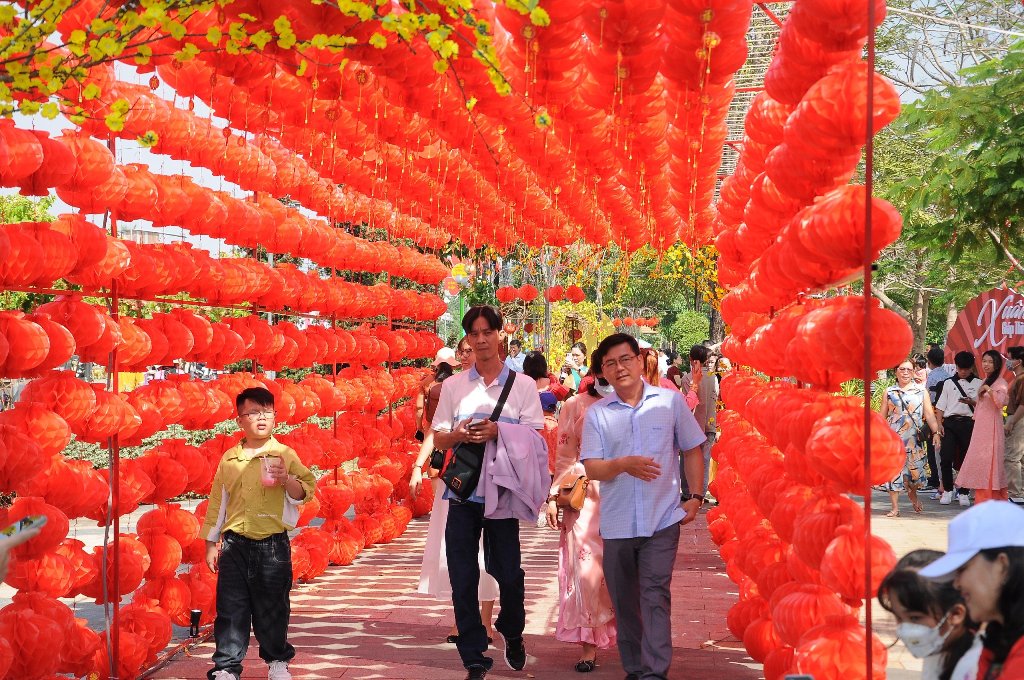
[368,32,387,49]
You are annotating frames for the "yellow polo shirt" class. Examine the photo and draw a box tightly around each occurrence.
[201,436,316,541]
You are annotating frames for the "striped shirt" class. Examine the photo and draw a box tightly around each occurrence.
[201,436,316,541]
[431,364,544,502]
[580,384,706,540]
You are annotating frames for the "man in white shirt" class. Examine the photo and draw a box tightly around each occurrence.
[934,351,984,506]
[432,307,543,680]
[503,338,525,373]
[924,346,954,489]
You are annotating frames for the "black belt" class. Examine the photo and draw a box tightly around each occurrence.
[223,530,287,543]
[945,415,972,421]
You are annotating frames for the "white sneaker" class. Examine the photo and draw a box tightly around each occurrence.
[211,671,234,680]
[939,491,953,505]
[1011,497,1024,504]
[931,489,942,500]
[268,661,292,680]
[959,494,971,507]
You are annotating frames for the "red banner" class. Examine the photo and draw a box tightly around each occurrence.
[945,285,1024,362]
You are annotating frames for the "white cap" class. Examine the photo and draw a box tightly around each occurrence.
[919,501,1024,579]
[432,347,457,367]
[637,338,652,349]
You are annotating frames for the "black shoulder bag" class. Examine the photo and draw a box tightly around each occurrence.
[441,372,517,500]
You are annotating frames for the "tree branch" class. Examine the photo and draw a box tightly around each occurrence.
[986,227,1024,275]
[872,286,912,321]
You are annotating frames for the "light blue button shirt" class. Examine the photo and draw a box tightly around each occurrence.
[580,383,706,540]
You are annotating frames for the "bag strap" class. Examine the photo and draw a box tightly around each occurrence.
[894,390,923,429]
[488,370,516,422]
[950,377,975,413]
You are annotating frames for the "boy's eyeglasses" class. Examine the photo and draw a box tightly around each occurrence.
[240,410,276,421]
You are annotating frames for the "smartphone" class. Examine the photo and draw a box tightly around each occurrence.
[468,417,486,428]
[1,515,48,539]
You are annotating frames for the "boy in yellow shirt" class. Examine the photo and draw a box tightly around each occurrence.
[202,387,316,680]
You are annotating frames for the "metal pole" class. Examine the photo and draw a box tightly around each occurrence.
[106,136,122,679]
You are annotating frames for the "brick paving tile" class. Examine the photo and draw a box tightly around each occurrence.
[151,489,960,680]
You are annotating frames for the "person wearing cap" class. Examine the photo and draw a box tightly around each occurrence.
[416,347,458,438]
[920,501,1024,679]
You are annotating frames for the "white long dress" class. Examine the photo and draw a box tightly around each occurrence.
[417,478,499,601]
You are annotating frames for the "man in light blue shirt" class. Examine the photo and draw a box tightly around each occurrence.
[503,338,525,373]
[581,333,706,680]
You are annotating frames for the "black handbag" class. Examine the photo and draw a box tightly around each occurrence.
[441,372,516,500]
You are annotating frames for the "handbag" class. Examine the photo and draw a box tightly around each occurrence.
[441,372,517,500]
[556,474,589,511]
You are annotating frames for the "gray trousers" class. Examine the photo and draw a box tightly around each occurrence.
[1007,425,1024,499]
[602,522,680,680]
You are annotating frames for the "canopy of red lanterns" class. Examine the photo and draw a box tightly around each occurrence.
[0,0,913,675]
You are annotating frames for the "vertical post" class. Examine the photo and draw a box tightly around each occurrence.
[863,0,878,672]
[106,137,121,680]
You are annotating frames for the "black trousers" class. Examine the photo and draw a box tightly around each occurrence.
[445,499,526,671]
[208,531,295,680]
[940,417,974,492]
[926,437,940,487]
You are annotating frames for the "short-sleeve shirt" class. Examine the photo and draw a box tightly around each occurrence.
[935,376,983,418]
[580,383,706,540]
[431,364,544,502]
[926,364,954,403]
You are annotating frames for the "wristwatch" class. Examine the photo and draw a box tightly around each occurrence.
[547,494,559,503]
[684,494,703,503]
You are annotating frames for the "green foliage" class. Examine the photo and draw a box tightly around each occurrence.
[894,39,1024,264]
[0,194,55,222]
[667,309,710,351]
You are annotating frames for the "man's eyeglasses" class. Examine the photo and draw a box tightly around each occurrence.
[239,410,276,421]
[458,347,474,355]
[601,354,640,371]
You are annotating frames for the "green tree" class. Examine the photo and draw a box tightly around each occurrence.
[895,40,1024,270]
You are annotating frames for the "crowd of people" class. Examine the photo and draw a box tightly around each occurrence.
[881,345,1024,516]
[402,307,726,680]
[26,302,1013,680]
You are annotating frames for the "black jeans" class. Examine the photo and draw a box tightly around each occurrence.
[940,416,974,493]
[445,499,526,670]
[208,531,295,680]
[926,436,940,487]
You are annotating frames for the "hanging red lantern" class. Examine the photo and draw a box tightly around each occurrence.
[565,285,586,303]
[791,614,887,680]
[17,131,78,196]
[0,400,70,458]
[21,371,97,426]
[0,311,49,376]
[0,423,46,493]
[0,606,66,678]
[544,285,565,302]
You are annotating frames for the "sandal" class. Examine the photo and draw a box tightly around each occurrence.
[575,660,596,673]
[885,510,899,518]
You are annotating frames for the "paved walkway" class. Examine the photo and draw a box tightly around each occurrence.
[149,489,962,680]
[152,511,761,680]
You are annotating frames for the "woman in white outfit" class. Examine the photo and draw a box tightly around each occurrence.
[410,337,496,643]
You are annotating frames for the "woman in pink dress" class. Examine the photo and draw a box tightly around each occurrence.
[544,373,616,673]
[957,349,1010,503]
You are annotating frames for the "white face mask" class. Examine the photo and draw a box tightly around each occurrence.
[897,613,950,659]
[1010,359,1022,371]
[595,378,616,397]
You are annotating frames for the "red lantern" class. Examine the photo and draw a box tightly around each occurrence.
[819,525,897,606]
[792,614,887,680]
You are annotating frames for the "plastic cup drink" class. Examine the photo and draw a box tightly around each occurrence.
[260,456,277,487]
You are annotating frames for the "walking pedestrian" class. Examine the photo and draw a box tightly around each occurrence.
[1004,347,1024,504]
[431,305,546,680]
[956,350,1009,503]
[202,387,316,680]
[580,333,706,680]
[934,352,984,506]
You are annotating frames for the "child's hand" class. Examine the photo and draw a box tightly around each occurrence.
[206,542,219,573]
[265,458,288,485]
